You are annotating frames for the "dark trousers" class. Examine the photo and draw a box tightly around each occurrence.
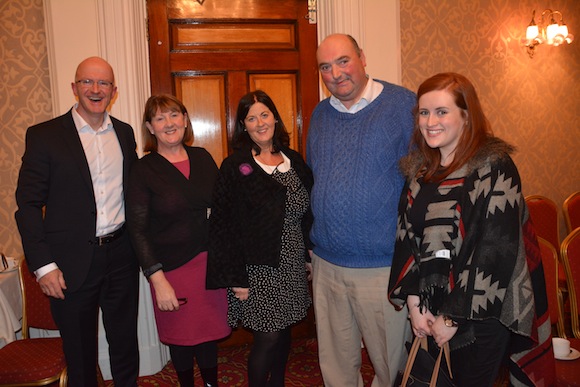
[449,319,510,387]
[51,232,140,387]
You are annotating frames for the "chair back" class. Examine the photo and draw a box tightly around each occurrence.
[563,191,580,234]
[18,259,59,338]
[561,228,580,339]
[526,195,560,253]
[537,237,565,337]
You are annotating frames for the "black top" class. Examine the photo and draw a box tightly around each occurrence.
[126,146,218,275]
[409,178,441,237]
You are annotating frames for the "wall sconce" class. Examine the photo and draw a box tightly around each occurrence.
[522,9,574,58]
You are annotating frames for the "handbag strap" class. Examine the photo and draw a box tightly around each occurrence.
[400,336,422,385]
[400,336,453,387]
[443,340,453,379]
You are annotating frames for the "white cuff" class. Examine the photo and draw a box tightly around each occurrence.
[34,263,59,280]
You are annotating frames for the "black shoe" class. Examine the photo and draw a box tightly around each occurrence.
[200,366,218,386]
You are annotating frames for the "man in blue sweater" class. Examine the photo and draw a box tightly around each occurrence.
[307,34,415,386]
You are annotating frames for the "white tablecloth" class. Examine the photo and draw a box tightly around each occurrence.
[0,263,22,348]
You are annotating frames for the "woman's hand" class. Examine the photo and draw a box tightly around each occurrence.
[407,295,435,338]
[430,315,458,347]
[232,287,249,301]
[149,271,180,311]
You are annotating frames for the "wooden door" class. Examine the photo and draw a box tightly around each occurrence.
[147,0,319,345]
[147,0,319,164]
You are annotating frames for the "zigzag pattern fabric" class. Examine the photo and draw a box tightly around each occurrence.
[389,137,555,385]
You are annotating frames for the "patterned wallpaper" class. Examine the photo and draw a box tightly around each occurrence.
[0,0,52,256]
[400,0,580,240]
[1,0,579,256]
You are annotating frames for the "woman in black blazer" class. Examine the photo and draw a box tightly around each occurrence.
[207,90,313,387]
[126,94,230,387]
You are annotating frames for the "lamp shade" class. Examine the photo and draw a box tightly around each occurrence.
[526,24,539,40]
[546,22,559,44]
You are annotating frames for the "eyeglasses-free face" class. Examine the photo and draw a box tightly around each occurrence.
[243,102,276,150]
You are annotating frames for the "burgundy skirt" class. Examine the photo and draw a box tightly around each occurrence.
[151,251,230,346]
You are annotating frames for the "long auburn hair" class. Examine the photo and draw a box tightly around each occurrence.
[231,90,290,155]
[142,94,193,153]
[412,72,493,182]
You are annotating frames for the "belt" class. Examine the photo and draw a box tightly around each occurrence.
[94,225,125,246]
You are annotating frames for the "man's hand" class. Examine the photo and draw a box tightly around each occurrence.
[38,269,67,299]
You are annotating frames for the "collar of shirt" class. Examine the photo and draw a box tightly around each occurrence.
[329,77,384,114]
[72,103,114,133]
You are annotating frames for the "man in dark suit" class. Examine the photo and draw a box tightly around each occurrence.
[15,57,139,387]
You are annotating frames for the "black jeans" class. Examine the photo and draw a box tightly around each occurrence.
[449,319,510,387]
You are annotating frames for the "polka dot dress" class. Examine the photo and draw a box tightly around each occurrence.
[227,167,312,332]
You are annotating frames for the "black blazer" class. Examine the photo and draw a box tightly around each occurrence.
[15,109,137,292]
[206,146,313,289]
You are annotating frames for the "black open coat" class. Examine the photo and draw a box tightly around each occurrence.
[206,146,313,289]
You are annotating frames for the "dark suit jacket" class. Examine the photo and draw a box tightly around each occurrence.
[15,109,137,292]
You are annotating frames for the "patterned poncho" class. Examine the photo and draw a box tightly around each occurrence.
[388,137,555,386]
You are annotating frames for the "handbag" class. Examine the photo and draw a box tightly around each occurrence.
[396,336,455,387]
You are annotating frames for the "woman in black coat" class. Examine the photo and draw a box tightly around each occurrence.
[207,90,313,387]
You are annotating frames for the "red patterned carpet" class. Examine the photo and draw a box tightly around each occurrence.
[105,338,375,386]
[98,336,512,386]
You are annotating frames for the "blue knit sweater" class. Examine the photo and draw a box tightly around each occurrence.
[306,80,415,268]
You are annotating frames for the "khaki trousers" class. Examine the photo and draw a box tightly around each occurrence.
[312,254,410,387]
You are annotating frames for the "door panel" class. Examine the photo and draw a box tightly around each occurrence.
[166,0,300,19]
[147,0,319,346]
[172,23,296,50]
[175,75,228,165]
